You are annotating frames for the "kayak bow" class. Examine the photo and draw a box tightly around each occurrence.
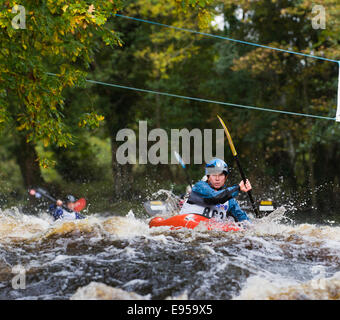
[149,213,240,232]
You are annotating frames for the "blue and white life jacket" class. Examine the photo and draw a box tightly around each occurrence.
[179,180,250,222]
[49,205,85,221]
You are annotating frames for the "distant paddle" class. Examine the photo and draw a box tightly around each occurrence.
[69,198,87,212]
[217,115,259,218]
[174,151,192,188]
[144,152,191,217]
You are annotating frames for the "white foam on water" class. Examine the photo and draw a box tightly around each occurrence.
[70,282,149,300]
[0,207,51,242]
[234,271,340,300]
[1,203,339,300]
[70,281,188,300]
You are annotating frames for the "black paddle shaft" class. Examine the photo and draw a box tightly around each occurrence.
[184,170,192,189]
[36,188,56,202]
[234,156,259,218]
[36,188,73,213]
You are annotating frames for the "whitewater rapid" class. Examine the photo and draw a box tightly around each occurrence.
[0,206,339,300]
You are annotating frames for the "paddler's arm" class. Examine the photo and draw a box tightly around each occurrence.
[48,203,64,220]
[203,185,241,205]
[228,198,250,222]
[192,181,240,205]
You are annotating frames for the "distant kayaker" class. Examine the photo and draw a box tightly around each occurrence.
[49,195,85,221]
[179,159,252,224]
[29,189,86,221]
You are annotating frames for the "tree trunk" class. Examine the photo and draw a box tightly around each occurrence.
[14,134,44,189]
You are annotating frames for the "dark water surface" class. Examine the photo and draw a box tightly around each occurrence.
[0,207,339,300]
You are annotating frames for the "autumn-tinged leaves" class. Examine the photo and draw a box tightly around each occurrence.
[0,0,212,168]
[0,1,123,163]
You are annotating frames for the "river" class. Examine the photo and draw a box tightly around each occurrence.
[0,202,339,300]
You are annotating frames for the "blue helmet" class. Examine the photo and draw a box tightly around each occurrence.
[205,159,229,176]
[66,195,76,203]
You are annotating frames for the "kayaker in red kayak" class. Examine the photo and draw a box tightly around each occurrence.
[29,189,86,221]
[179,158,252,224]
[49,195,85,221]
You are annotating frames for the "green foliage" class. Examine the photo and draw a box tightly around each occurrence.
[0,0,122,153]
[0,0,339,213]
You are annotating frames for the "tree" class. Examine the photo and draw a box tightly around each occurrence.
[0,0,212,190]
[0,0,124,187]
[217,0,340,208]
[87,0,214,199]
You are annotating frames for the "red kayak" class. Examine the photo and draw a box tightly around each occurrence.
[149,214,240,232]
[69,198,87,212]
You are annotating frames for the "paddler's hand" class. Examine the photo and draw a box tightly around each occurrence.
[56,199,63,207]
[239,179,252,192]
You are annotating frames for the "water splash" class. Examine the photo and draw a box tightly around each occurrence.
[234,271,340,300]
[70,282,149,300]
[0,203,339,300]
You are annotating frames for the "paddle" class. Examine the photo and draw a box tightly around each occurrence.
[217,115,260,218]
[144,152,191,217]
[174,151,192,188]
[29,188,86,213]
[69,198,87,212]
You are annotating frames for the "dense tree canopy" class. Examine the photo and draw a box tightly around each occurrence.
[0,0,339,216]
